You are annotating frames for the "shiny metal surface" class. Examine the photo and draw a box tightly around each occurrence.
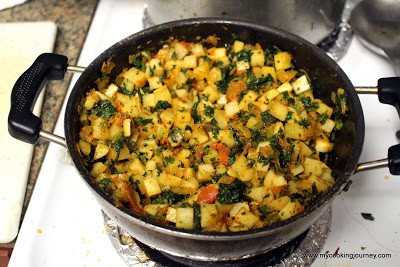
[355,86,379,94]
[350,0,400,75]
[145,0,345,44]
[355,159,389,173]
[67,65,86,73]
[39,130,66,147]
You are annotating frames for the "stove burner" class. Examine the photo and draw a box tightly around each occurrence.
[136,230,308,267]
[103,207,332,267]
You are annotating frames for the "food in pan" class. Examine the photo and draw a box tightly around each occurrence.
[77,36,347,232]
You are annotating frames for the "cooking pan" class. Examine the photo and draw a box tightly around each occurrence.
[8,18,400,262]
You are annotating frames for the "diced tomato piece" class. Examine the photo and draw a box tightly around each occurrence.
[210,142,230,165]
[194,145,204,159]
[226,80,247,102]
[272,185,285,195]
[197,185,219,204]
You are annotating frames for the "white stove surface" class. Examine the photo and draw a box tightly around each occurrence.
[8,0,400,266]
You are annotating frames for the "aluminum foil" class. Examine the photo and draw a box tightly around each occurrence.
[103,206,332,267]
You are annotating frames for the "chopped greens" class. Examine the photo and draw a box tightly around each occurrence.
[91,100,116,120]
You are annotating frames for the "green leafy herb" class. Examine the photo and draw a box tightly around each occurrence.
[238,90,248,102]
[162,189,186,205]
[301,96,319,112]
[234,49,252,62]
[193,203,201,230]
[245,72,274,91]
[159,70,167,82]
[155,100,172,110]
[297,118,310,128]
[111,132,124,160]
[285,111,294,121]
[210,119,220,139]
[171,51,177,60]
[130,52,146,71]
[258,153,274,166]
[163,156,175,167]
[237,110,256,124]
[216,63,235,94]
[118,83,134,96]
[212,173,225,183]
[91,100,116,120]
[98,178,113,193]
[217,178,246,204]
[191,95,203,123]
[261,110,278,126]
[203,104,215,117]
[320,113,329,125]
[361,212,375,221]
[250,129,267,146]
[289,193,303,202]
[136,117,153,126]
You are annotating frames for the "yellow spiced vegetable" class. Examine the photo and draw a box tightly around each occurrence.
[77,37,347,232]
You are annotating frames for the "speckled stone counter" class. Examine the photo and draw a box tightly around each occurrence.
[0,0,99,246]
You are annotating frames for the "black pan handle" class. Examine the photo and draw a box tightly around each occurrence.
[378,77,400,175]
[356,77,400,175]
[8,53,68,144]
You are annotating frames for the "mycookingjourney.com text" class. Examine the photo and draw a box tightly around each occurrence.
[300,252,392,260]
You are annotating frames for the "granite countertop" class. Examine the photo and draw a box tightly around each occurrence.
[0,0,99,247]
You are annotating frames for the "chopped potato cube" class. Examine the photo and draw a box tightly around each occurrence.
[207,47,227,61]
[284,121,307,140]
[94,143,110,160]
[292,75,310,95]
[250,49,265,67]
[277,82,293,93]
[279,201,302,220]
[263,89,280,102]
[78,140,91,155]
[123,67,147,88]
[232,40,245,53]
[236,60,250,72]
[320,118,335,133]
[201,204,218,228]
[268,196,291,211]
[269,101,289,121]
[230,202,250,218]
[235,207,259,229]
[196,164,215,182]
[90,162,107,177]
[246,186,268,202]
[274,52,292,70]
[128,156,146,176]
[176,208,194,229]
[122,119,131,137]
[264,170,288,189]
[105,83,119,98]
[92,117,111,140]
[144,204,168,216]
[166,207,177,223]
[315,100,334,117]
[303,158,324,176]
[315,137,333,153]
[143,177,162,198]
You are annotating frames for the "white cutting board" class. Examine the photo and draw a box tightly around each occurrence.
[0,21,57,243]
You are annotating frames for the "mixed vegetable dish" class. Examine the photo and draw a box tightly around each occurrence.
[77,36,347,232]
